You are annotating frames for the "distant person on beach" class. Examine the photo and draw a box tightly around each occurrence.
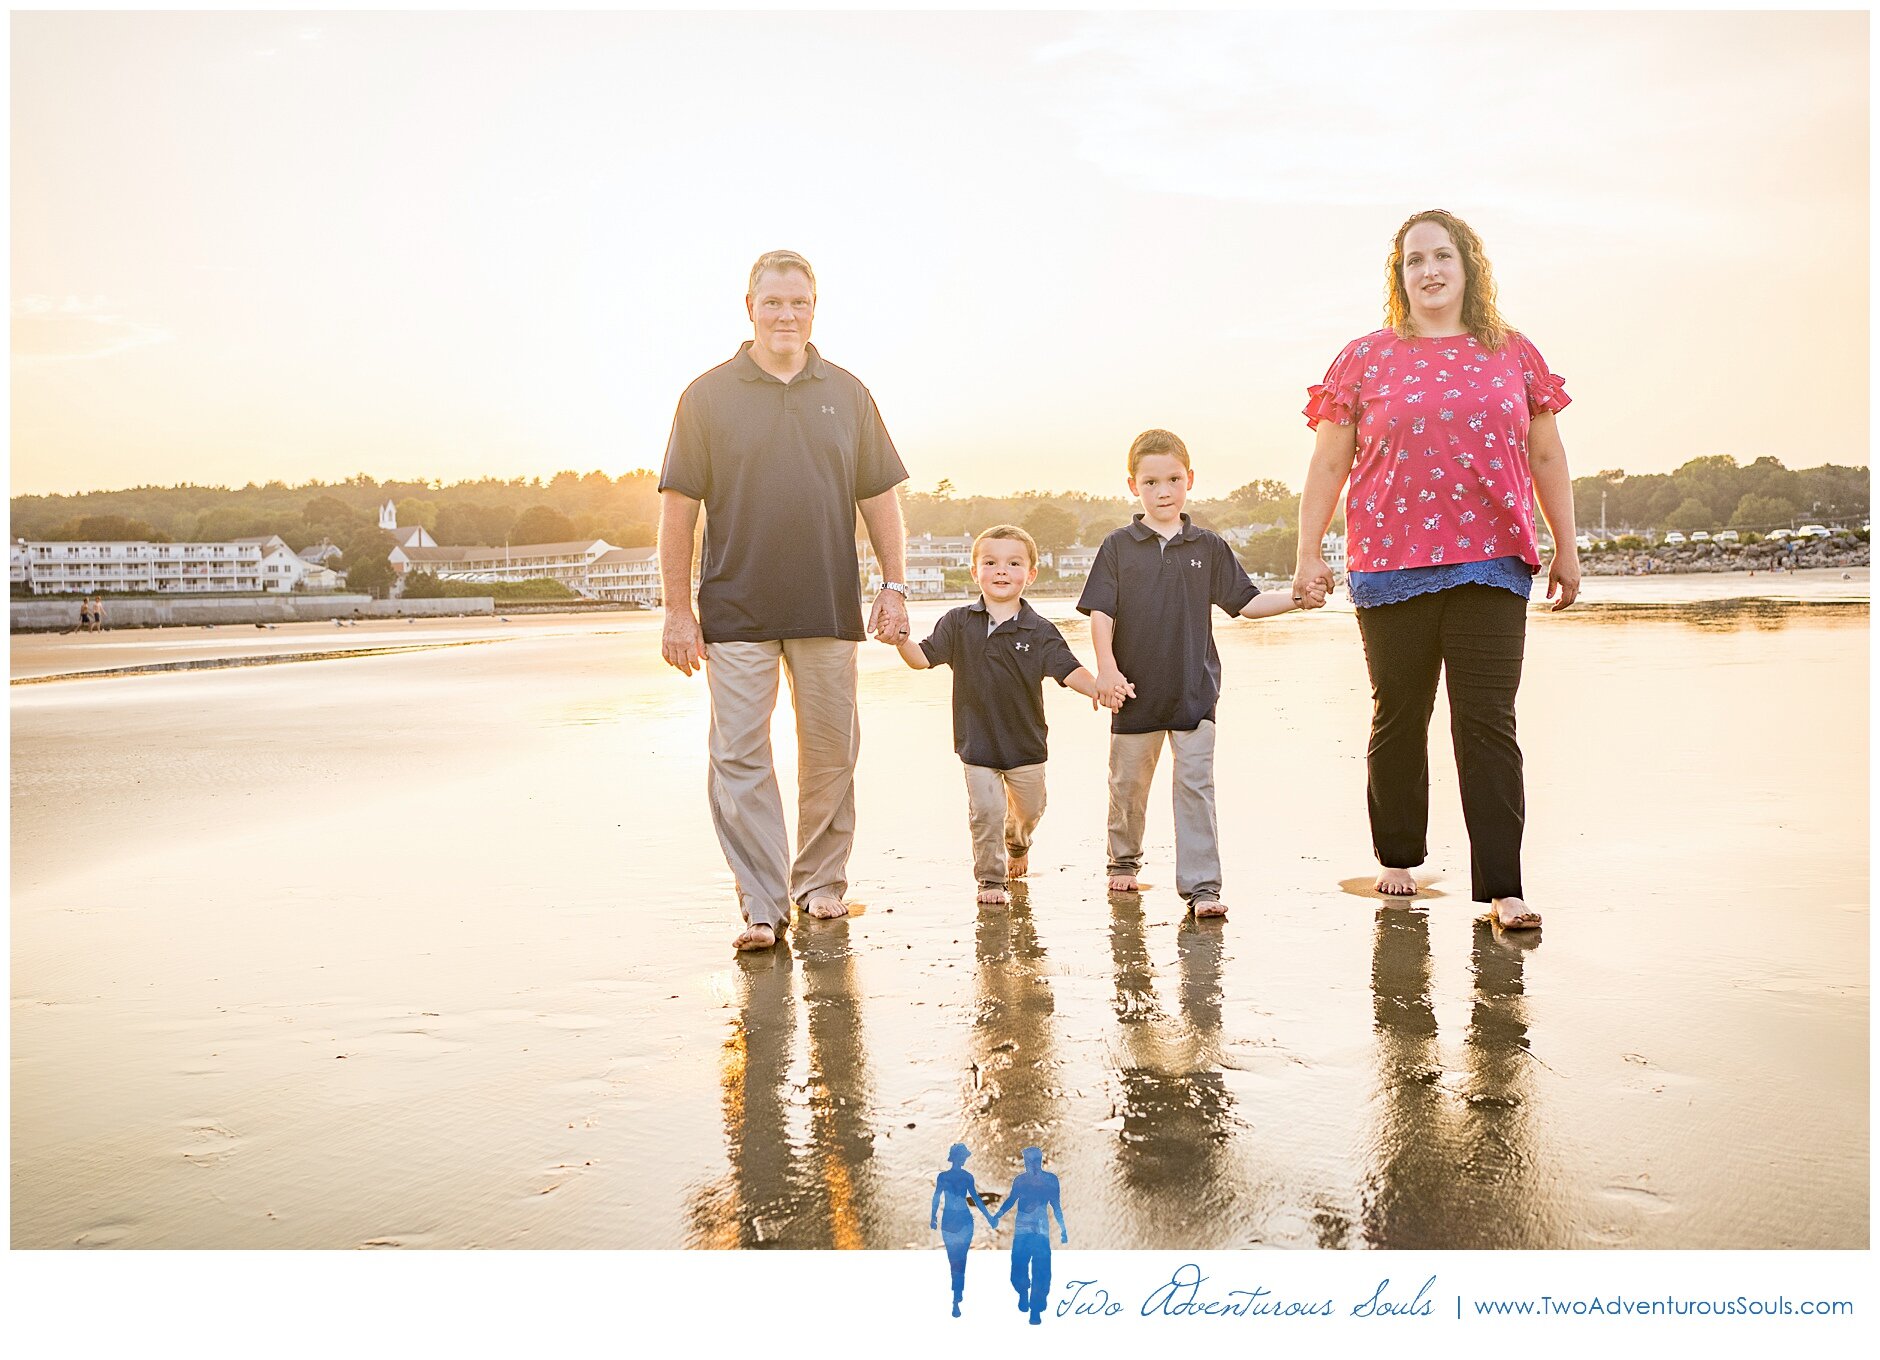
[77,598,92,633]
[896,525,1113,904]
[658,250,910,952]
[1078,429,1305,919]
[931,1143,996,1317]
[1294,209,1579,931]
[988,1146,1067,1325]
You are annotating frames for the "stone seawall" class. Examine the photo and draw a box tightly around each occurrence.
[11,595,495,632]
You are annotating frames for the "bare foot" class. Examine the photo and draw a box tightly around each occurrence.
[1107,874,1139,893]
[1491,896,1541,930]
[803,895,849,920]
[733,923,777,951]
[1374,867,1419,897]
[977,886,1010,905]
[1007,853,1029,879]
[1192,899,1228,919]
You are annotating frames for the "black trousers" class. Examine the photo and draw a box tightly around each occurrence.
[1355,584,1526,902]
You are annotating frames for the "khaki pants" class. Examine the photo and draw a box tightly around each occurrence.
[963,762,1048,889]
[705,639,860,930]
[1106,720,1222,904]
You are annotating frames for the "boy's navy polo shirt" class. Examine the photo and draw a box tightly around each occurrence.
[659,341,908,644]
[1076,513,1259,734]
[920,597,1084,770]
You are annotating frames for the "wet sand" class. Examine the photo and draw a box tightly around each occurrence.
[10,575,1868,1249]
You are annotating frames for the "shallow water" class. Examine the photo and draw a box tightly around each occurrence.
[10,579,1868,1249]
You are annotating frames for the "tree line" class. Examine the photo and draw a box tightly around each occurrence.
[11,456,1866,586]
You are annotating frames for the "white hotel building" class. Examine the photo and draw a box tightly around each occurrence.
[17,535,319,595]
[390,537,661,604]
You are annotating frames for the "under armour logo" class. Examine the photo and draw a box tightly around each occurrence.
[1014,641,1030,652]
[821,404,837,415]
[1190,558,1203,568]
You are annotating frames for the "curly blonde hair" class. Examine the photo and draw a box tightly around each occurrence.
[1384,209,1511,352]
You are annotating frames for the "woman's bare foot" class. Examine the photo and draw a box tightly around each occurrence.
[733,923,777,951]
[1192,899,1228,919]
[803,895,849,920]
[1107,873,1139,893]
[1007,853,1029,879]
[1374,867,1419,897]
[977,886,1011,905]
[1490,896,1541,930]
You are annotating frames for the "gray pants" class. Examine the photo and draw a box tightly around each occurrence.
[705,638,860,930]
[1106,720,1222,904]
[963,762,1048,889]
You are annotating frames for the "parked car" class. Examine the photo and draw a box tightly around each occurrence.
[1574,533,1594,551]
[1714,529,1740,543]
[1768,528,1793,541]
[1692,531,1711,542]
[1663,531,1687,545]
[1796,524,1832,539]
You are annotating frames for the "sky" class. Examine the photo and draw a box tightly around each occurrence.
[9,9,1870,499]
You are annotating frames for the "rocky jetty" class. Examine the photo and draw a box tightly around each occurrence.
[1579,533,1868,576]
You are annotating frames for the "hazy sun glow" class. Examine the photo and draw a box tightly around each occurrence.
[10,10,1868,498]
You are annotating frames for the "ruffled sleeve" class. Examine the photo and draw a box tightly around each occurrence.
[1303,336,1369,429]
[1510,332,1570,416]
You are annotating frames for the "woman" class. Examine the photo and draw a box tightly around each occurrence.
[1293,209,1578,930]
[930,1142,995,1317]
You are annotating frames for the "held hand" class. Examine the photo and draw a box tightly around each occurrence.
[869,588,910,644]
[1291,558,1335,611]
[1547,552,1581,611]
[661,610,707,676]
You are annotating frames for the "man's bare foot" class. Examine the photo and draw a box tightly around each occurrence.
[1374,867,1419,897]
[1007,853,1029,879]
[977,886,1011,905]
[1491,896,1541,930]
[733,923,777,951]
[1107,874,1139,893]
[803,895,849,920]
[1192,899,1228,919]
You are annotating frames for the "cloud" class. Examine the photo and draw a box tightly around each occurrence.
[1030,11,1863,224]
[12,296,173,362]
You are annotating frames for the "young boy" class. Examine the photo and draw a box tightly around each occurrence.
[1077,429,1305,919]
[897,525,1110,904]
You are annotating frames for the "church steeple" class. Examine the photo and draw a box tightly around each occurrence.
[379,499,397,531]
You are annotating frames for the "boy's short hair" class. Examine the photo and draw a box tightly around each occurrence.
[1128,429,1191,475]
[972,524,1039,568]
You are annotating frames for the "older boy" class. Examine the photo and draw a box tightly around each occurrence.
[1078,430,1309,918]
[897,525,1109,903]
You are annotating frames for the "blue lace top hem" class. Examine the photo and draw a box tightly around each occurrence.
[1347,556,1535,608]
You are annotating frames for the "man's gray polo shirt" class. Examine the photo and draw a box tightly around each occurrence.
[660,341,907,643]
[1076,513,1259,734]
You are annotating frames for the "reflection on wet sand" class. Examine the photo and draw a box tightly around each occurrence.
[966,886,1063,1192]
[1563,598,1866,632]
[1362,909,1565,1247]
[689,924,877,1248]
[1105,900,1245,1245]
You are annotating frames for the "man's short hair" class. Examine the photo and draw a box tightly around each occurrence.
[747,250,817,299]
[1128,429,1191,475]
[972,524,1039,568]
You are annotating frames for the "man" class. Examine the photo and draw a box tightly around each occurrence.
[659,250,910,952]
[988,1146,1067,1325]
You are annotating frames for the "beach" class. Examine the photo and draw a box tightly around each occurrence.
[10,571,1868,1249]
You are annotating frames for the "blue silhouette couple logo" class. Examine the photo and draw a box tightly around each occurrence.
[930,1144,1068,1323]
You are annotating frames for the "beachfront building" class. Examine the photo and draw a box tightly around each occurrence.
[1052,544,1100,577]
[20,539,269,594]
[390,538,620,595]
[1321,531,1347,573]
[298,540,345,566]
[380,500,437,550]
[588,547,661,605]
[905,533,973,568]
[10,540,29,590]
